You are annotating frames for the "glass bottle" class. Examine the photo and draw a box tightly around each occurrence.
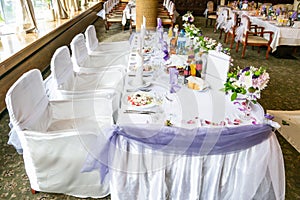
[183,64,190,84]
[195,52,202,78]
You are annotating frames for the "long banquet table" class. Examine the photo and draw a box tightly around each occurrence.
[82,32,286,200]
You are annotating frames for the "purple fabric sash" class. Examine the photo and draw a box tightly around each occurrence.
[169,68,181,93]
[81,124,272,183]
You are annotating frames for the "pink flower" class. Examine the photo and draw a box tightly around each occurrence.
[252,71,269,90]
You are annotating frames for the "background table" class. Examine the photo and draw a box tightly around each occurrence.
[249,16,300,52]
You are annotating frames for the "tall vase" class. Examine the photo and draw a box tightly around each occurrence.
[238,99,252,121]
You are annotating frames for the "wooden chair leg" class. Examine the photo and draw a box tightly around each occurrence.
[266,46,271,59]
[31,189,39,194]
[293,47,297,55]
[219,29,223,39]
[213,21,217,33]
[236,41,240,52]
[224,32,228,43]
[242,44,246,58]
[257,47,260,54]
[105,20,109,31]
[230,34,235,49]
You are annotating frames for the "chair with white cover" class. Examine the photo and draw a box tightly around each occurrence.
[225,12,239,49]
[47,46,125,114]
[84,25,131,56]
[235,15,274,59]
[6,69,113,198]
[70,33,128,73]
[102,0,124,31]
[216,7,231,41]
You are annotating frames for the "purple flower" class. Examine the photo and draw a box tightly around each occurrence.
[163,52,170,61]
[291,11,297,20]
[276,8,281,15]
[264,114,274,120]
[242,66,250,73]
[252,74,259,79]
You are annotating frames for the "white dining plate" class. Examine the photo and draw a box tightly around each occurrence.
[126,91,156,109]
[128,80,151,88]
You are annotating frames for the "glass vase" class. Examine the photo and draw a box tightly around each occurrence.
[239,100,252,121]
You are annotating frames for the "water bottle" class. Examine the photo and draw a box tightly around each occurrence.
[177,29,186,55]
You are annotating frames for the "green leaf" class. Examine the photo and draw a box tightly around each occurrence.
[282,120,290,126]
[231,92,237,101]
[248,87,256,93]
[254,71,261,76]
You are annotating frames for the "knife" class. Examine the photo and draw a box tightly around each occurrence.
[124,110,156,114]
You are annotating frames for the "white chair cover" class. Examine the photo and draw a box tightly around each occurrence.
[6,69,113,198]
[70,33,129,72]
[48,46,125,113]
[84,25,131,55]
[225,10,236,33]
[216,7,229,30]
[235,14,248,42]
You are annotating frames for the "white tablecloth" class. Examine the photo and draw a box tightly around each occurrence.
[83,32,285,200]
[249,16,300,52]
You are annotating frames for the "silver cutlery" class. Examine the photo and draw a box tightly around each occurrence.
[124,110,156,114]
[128,74,152,77]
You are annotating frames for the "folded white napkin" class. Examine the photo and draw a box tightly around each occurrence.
[132,51,144,86]
[186,76,206,90]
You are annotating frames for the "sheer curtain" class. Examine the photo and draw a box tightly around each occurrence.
[52,0,69,19]
[18,0,38,33]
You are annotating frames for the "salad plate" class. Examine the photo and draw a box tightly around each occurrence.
[126,91,156,109]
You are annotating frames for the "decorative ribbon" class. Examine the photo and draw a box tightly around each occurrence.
[81,124,273,183]
[169,68,181,93]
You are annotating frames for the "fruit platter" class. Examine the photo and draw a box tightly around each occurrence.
[127,92,155,108]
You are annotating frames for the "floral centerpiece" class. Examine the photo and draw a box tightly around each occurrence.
[224,66,270,120]
[182,11,194,24]
[182,11,202,43]
[224,66,270,103]
[197,36,218,52]
[184,24,202,39]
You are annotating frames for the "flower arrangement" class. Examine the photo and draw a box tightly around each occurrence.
[196,36,218,52]
[182,11,194,23]
[183,24,202,39]
[224,66,270,103]
[182,11,202,41]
